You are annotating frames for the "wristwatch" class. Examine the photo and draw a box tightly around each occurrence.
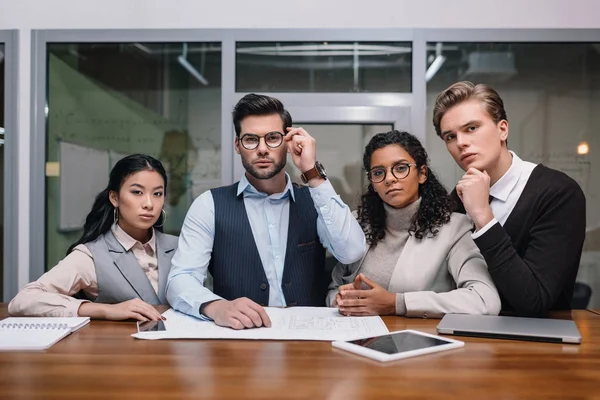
[300,161,327,184]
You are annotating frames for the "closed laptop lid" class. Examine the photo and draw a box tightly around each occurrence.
[436,314,582,344]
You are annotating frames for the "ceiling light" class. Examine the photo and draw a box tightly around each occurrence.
[178,43,209,85]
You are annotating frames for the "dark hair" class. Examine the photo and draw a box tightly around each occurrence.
[433,81,508,137]
[66,154,168,254]
[232,93,292,137]
[357,130,453,245]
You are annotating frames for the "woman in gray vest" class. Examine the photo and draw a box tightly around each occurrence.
[328,131,501,318]
[9,154,178,321]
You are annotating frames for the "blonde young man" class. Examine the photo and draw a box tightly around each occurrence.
[433,81,586,317]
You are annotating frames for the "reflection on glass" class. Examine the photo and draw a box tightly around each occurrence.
[237,42,412,93]
[45,43,222,271]
[425,42,600,308]
[0,43,5,299]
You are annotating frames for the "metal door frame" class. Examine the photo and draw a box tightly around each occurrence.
[0,30,19,301]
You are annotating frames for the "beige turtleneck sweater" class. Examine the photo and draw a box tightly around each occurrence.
[359,198,422,315]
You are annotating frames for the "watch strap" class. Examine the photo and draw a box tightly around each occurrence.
[301,166,321,183]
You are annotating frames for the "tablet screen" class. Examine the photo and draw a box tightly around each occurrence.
[348,331,452,355]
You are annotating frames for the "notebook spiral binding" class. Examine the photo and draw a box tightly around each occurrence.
[0,323,69,330]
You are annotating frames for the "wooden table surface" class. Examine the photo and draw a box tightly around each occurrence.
[1,305,599,399]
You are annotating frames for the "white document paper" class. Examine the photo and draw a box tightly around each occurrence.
[132,307,389,341]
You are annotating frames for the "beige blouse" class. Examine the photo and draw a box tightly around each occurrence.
[8,224,158,318]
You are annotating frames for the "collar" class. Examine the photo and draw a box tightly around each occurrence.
[384,197,422,232]
[236,172,296,202]
[111,223,156,253]
[490,151,524,202]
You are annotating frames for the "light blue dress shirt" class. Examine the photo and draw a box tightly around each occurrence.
[166,173,367,319]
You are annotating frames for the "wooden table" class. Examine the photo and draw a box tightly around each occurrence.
[1,305,599,399]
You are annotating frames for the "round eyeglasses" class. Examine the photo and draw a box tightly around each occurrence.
[239,131,286,150]
[367,163,417,183]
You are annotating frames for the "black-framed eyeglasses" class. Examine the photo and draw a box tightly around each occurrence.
[239,131,286,150]
[367,163,418,183]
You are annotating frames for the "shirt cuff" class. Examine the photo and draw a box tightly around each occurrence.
[308,179,341,208]
[73,299,91,317]
[199,299,222,321]
[471,218,499,239]
[395,293,407,316]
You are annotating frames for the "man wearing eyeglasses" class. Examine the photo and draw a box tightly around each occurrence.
[166,93,367,329]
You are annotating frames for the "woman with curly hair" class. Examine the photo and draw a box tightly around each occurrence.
[327,130,500,318]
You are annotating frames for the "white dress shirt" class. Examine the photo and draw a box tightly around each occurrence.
[472,151,537,239]
[166,173,367,319]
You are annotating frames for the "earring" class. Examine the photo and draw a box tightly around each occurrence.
[113,207,119,224]
[155,209,167,228]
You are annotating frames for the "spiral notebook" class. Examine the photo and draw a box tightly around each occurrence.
[0,317,90,351]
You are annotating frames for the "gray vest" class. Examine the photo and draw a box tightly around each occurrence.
[85,230,178,305]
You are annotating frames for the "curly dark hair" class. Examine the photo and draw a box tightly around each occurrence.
[357,130,454,246]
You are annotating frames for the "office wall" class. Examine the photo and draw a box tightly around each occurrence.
[1,0,600,29]
[3,0,600,287]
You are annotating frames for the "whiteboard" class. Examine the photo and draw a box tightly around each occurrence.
[59,141,110,231]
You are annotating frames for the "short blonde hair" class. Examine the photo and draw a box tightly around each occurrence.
[432,81,507,137]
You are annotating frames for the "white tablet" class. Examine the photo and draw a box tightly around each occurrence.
[332,329,465,362]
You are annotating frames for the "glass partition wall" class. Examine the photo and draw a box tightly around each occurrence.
[44,41,222,271]
[29,29,600,308]
[422,32,600,309]
[236,41,412,93]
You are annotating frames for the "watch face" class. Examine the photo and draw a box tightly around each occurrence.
[315,161,327,178]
